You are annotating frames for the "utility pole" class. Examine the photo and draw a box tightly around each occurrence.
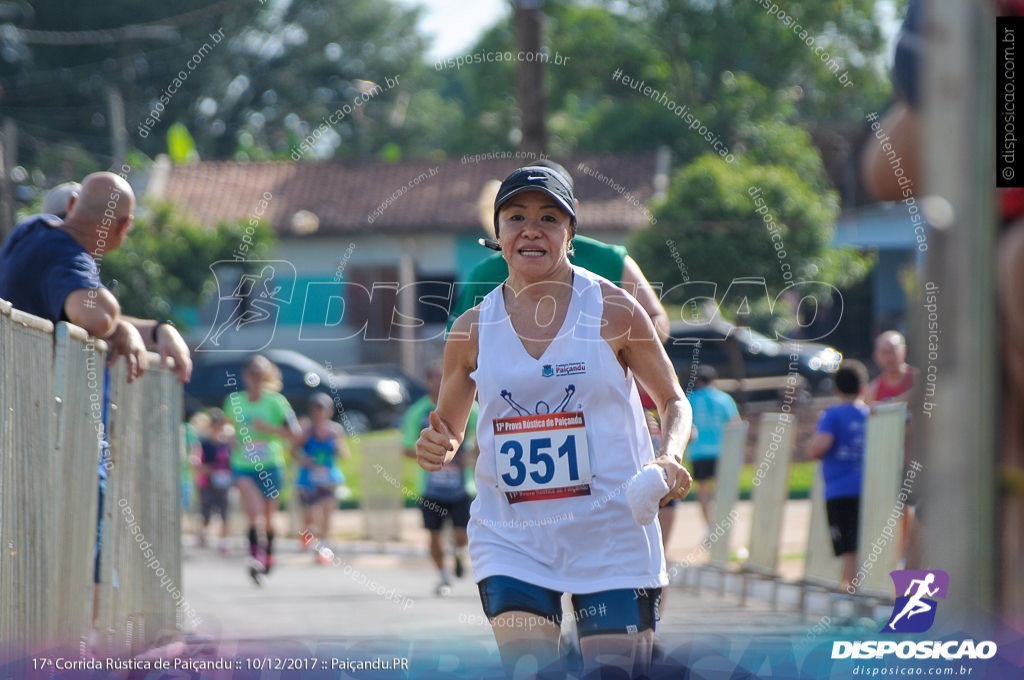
[514,0,547,154]
[0,118,16,242]
[919,0,998,629]
[107,87,128,168]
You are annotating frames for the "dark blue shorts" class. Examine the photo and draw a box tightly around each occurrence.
[298,485,335,506]
[691,458,717,481]
[234,466,282,499]
[478,575,661,637]
[826,496,860,556]
[421,495,471,531]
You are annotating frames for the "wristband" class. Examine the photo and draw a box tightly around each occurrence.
[152,318,174,343]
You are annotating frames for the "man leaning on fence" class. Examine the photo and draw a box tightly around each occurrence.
[0,171,193,627]
[0,171,192,382]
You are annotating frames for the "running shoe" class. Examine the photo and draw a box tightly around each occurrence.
[435,579,452,596]
[300,532,314,551]
[247,557,266,586]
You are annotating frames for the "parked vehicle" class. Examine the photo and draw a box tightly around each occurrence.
[184,349,410,434]
[343,363,427,405]
[663,320,842,400]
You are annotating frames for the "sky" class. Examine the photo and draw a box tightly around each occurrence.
[397,0,509,60]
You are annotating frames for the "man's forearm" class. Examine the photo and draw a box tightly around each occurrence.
[123,316,159,347]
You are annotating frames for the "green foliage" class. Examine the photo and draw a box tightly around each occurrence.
[166,123,199,164]
[0,1,246,175]
[3,0,896,172]
[735,462,814,499]
[615,0,892,122]
[99,202,275,328]
[630,149,872,307]
[194,0,432,161]
[1,0,432,175]
[428,0,892,158]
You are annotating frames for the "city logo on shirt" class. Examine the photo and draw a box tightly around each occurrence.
[541,361,587,378]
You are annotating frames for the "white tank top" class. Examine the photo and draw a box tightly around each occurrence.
[468,265,667,592]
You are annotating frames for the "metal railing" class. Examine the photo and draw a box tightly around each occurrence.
[0,299,184,659]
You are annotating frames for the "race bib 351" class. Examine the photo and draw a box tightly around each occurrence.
[493,411,592,504]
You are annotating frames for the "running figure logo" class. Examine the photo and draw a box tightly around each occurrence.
[881,570,949,634]
[198,260,296,351]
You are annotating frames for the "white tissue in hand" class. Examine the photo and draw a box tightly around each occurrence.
[627,466,670,526]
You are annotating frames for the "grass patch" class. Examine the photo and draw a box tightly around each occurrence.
[333,429,421,509]
[732,461,815,500]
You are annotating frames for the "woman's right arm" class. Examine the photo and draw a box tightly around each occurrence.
[417,310,480,471]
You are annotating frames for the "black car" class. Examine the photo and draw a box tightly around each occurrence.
[663,320,842,400]
[184,349,411,433]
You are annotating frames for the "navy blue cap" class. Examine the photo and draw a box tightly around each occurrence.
[493,166,577,233]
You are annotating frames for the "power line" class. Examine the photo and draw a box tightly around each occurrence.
[8,0,246,45]
[13,25,179,45]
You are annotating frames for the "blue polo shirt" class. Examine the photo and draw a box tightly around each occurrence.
[0,214,111,479]
[0,214,104,322]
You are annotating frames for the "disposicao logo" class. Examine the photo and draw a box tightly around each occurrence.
[882,570,947,634]
[831,570,997,661]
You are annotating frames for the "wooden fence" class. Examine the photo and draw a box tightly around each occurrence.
[0,299,183,659]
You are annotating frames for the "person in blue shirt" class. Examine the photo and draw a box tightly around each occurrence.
[0,171,193,623]
[0,172,192,382]
[809,360,871,592]
[686,366,741,528]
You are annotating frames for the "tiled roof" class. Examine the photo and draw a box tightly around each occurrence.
[151,153,661,237]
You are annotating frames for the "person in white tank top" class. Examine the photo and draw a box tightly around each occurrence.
[417,166,693,678]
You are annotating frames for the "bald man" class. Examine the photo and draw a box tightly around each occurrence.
[865,331,917,408]
[0,171,191,382]
[865,329,920,568]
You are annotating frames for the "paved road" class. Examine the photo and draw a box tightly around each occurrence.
[179,538,832,678]
[183,500,825,640]
[172,499,885,679]
[56,498,1006,679]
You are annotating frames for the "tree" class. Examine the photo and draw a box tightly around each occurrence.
[0,0,434,175]
[99,201,275,329]
[187,0,432,161]
[427,0,885,333]
[426,0,892,158]
[0,1,250,172]
[630,151,873,334]
[614,0,891,123]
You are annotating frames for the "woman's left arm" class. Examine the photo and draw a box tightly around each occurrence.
[603,284,693,499]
